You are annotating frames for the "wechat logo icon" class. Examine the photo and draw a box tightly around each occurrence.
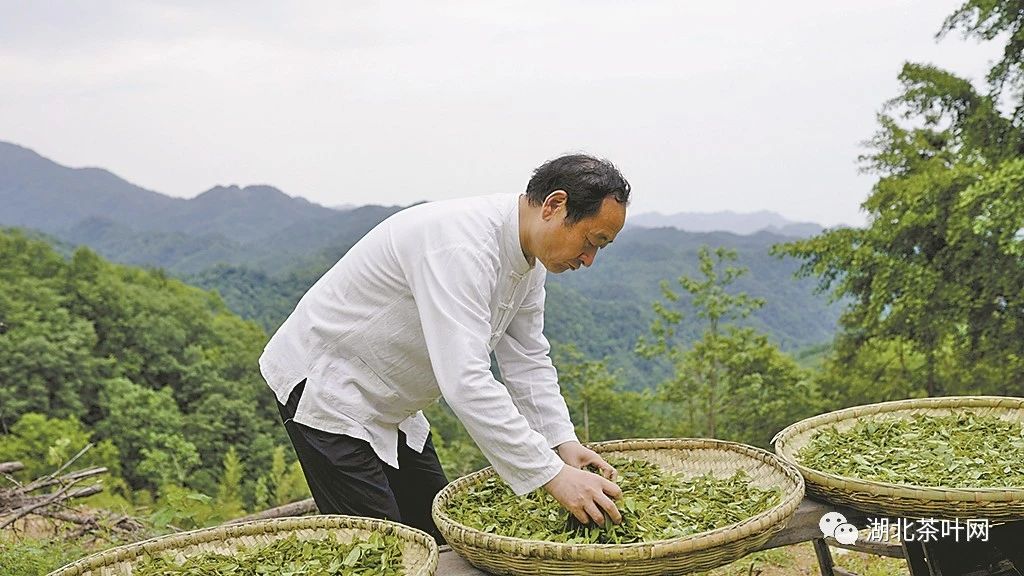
[819,511,858,545]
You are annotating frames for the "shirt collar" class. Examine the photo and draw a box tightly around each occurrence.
[503,194,533,276]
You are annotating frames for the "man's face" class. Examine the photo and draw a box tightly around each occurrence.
[536,194,626,273]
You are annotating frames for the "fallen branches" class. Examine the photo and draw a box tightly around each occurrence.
[11,466,107,496]
[1,449,142,539]
[1,482,104,529]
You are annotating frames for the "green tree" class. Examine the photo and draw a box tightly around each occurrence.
[185,392,264,494]
[0,284,103,425]
[0,230,290,509]
[711,328,819,446]
[278,461,310,504]
[941,0,1024,100]
[553,344,656,443]
[252,445,311,508]
[0,233,110,428]
[137,433,201,488]
[812,337,934,408]
[264,445,290,507]
[95,378,197,489]
[776,14,1024,396]
[0,413,121,481]
[638,246,817,446]
[638,246,761,438]
[216,446,246,518]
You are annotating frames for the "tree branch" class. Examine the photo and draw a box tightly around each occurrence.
[0,461,24,474]
[225,498,317,524]
[0,482,103,529]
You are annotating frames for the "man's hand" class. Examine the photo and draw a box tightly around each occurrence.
[543,463,622,526]
[556,441,617,481]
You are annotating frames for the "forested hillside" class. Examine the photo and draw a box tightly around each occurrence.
[0,229,300,510]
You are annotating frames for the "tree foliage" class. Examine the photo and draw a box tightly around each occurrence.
[553,344,656,443]
[777,15,1024,397]
[638,246,819,447]
[941,0,1024,101]
[0,229,298,518]
[216,447,246,518]
[0,413,121,481]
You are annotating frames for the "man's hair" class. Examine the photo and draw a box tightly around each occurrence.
[524,154,630,224]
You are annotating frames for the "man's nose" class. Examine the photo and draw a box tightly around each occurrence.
[580,247,597,267]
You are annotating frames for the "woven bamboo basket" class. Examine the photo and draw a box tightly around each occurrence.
[773,395,1024,521]
[48,515,439,576]
[432,438,804,576]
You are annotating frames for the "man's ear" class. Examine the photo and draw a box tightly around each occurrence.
[541,190,568,221]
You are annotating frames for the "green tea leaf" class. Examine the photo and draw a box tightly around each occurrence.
[798,413,1024,489]
[446,458,780,544]
[134,533,406,576]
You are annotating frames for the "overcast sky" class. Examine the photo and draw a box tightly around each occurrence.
[0,1,1004,226]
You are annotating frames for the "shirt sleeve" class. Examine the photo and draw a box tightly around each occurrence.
[401,245,565,495]
[494,273,579,450]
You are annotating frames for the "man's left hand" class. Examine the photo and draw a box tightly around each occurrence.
[556,441,617,481]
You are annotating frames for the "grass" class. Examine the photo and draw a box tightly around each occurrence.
[0,533,91,576]
[0,516,149,576]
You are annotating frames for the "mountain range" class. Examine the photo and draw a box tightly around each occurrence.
[627,210,825,237]
[0,141,404,274]
[0,140,844,386]
[0,140,828,247]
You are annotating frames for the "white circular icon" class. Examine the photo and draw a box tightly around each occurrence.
[834,523,859,545]
[819,511,848,537]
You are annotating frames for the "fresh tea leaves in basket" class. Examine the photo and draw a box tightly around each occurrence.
[797,412,1024,488]
[446,458,781,544]
[133,532,405,576]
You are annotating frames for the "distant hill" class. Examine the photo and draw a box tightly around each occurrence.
[548,227,841,348]
[0,141,336,242]
[0,141,404,274]
[628,210,826,237]
[0,141,184,231]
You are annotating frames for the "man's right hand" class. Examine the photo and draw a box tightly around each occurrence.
[543,464,623,526]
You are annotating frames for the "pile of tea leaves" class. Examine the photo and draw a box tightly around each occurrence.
[447,458,781,544]
[798,412,1024,488]
[133,532,405,576]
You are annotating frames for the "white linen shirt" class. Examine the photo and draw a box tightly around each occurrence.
[259,192,578,495]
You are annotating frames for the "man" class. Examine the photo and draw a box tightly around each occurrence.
[260,154,629,542]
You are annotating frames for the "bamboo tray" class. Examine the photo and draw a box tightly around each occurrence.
[773,395,1024,521]
[433,438,804,576]
[48,515,438,575]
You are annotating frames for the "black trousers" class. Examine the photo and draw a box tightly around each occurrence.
[277,380,450,544]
